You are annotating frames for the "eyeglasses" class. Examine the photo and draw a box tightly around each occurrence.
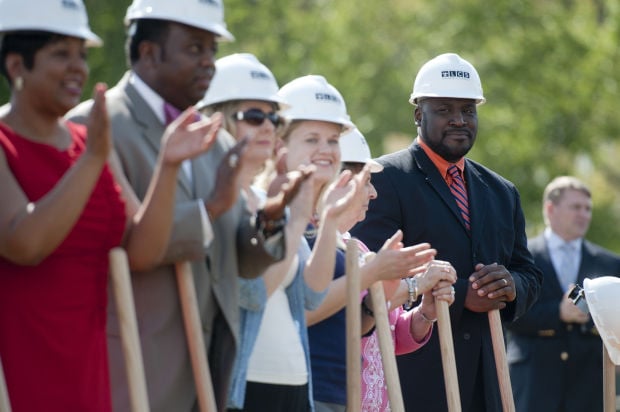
[232,109,282,127]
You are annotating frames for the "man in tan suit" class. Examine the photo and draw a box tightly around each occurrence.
[68,1,291,411]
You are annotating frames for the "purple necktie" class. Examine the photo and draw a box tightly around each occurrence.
[447,164,470,230]
[163,102,182,125]
[164,102,201,125]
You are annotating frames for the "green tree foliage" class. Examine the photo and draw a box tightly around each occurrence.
[2,0,620,251]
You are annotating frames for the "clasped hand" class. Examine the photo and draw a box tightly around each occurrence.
[465,262,516,312]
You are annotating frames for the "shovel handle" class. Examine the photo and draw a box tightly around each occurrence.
[603,344,616,412]
[345,240,361,411]
[175,261,218,412]
[369,281,405,412]
[109,248,150,412]
[488,309,515,412]
[0,355,11,412]
[437,299,461,412]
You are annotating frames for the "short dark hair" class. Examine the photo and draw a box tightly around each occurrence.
[341,162,365,174]
[0,31,64,85]
[126,19,171,65]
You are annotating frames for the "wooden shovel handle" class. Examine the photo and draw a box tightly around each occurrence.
[109,248,150,412]
[488,309,515,412]
[436,299,461,412]
[369,281,405,412]
[0,355,11,412]
[345,240,361,411]
[175,261,217,412]
[603,344,616,412]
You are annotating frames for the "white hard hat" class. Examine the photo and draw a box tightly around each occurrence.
[125,0,234,42]
[197,53,288,110]
[277,75,354,133]
[0,0,102,47]
[409,53,485,105]
[339,128,383,173]
[584,276,620,365]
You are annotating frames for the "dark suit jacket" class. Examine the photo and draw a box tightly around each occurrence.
[507,234,620,412]
[350,142,542,412]
[67,72,284,412]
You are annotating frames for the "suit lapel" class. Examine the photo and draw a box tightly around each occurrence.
[122,76,194,197]
[410,143,479,236]
[539,238,565,295]
[578,241,595,284]
[411,145,471,236]
[465,162,488,245]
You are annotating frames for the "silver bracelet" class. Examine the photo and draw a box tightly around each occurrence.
[419,310,437,324]
[403,276,419,310]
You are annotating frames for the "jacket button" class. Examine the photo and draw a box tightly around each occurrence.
[567,324,573,331]
[463,333,471,340]
[560,352,569,361]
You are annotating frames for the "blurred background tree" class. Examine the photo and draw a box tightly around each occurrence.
[3,0,620,251]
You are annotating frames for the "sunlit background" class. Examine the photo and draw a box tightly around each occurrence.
[3,0,620,252]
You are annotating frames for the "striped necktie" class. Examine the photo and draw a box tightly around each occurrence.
[447,164,470,230]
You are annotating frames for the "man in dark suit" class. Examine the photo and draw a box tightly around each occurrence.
[507,176,620,412]
[350,53,542,411]
[67,1,296,411]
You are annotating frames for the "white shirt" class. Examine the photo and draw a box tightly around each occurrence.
[129,72,214,248]
[544,227,582,291]
[246,255,308,385]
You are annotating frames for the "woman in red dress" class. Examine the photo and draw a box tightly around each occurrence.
[0,1,222,411]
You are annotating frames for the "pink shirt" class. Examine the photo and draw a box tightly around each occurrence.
[346,235,432,411]
[361,306,431,411]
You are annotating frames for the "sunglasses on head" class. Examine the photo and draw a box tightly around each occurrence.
[232,108,282,127]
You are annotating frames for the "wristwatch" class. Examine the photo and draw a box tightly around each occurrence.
[256,209,286,238]
[403,276,419,310]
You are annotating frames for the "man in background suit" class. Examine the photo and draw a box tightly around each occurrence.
[68,1,296,411]
[350,53,542,411]
[507,176,620,412]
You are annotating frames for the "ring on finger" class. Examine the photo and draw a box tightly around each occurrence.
[502,278,508,286]
[450,286,455,294]
[228,153,239,168]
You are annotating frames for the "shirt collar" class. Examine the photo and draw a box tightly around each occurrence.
[129,72,166,125]
[544,227,582,251]
[416,136,466,181]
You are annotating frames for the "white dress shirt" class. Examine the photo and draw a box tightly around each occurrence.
[129,72,214,248]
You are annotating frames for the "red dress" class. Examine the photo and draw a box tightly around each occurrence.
[0,122,126,412]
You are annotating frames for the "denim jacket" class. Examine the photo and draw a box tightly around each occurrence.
[227,238,327,410]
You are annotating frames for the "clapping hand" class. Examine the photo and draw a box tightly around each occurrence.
[365,230,436,291]
[263,149,315,222]
[205,135,249,220]
[319,167,366,223]
[86,83,113,163]
[160,109,221,166]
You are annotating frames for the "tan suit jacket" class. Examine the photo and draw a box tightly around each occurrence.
[67,72,284,412]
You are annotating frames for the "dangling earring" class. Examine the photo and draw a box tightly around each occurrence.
[14,76,23,91]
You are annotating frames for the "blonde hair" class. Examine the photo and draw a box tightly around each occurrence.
[253,119,304,191]
[200,100,240,138]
